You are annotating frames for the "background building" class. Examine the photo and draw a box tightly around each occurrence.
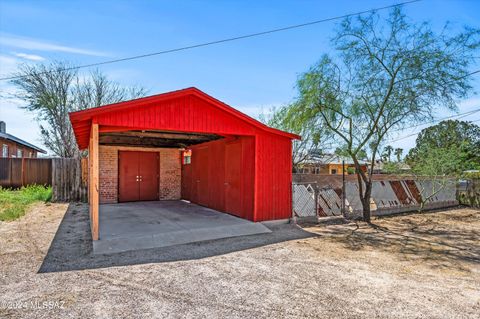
[0,121,46,158]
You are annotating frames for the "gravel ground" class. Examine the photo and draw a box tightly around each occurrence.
[0,203,478,318]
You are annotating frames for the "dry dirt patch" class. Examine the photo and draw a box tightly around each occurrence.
[303,208,480,273]
[0,204,479,318]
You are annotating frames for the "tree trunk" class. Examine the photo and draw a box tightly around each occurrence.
[361,180,372,223]
[352,157,372,223]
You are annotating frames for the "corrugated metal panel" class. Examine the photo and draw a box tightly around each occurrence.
[345,179,457,217]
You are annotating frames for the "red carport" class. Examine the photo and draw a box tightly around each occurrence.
[69,87,299,241]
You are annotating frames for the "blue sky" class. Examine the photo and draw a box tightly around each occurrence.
[0,0,479,155]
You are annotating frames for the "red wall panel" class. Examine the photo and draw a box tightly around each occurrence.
[240,137,255,221]
[95,95,257,138]
[181,136,255,220]
[225,141,244,217]
[254,132,292,221]
[194,147,210,206]
[206,140,226,211]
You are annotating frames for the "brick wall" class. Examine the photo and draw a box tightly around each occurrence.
[99,146,181,204]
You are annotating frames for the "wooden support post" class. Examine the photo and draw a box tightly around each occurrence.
[90,122,100,240]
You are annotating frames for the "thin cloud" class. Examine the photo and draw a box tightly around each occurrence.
[0,33,109,57]
[13,52,45,61]
[0,54,19,76]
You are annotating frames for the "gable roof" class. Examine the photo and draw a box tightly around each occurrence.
[69,87,300,149]
[0,132,46,153]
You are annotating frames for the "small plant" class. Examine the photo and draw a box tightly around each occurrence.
[0,185,52,221]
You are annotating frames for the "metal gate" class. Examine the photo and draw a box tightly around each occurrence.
[292,182,345,219]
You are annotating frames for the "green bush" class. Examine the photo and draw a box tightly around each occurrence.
[0,185,52,221]
[346,167,356,175]
[462,171,480,179]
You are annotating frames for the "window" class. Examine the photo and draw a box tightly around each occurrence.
[331,169,337,175]
[17,149,23,158]
[2,144,8,157]
[182,150,192,165]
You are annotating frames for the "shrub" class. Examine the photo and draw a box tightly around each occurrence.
[462,171,480,179]
[0,185,52,221]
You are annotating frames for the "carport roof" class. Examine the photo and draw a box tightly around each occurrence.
[69,87,300,149]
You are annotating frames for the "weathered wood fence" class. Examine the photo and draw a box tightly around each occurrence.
[51,158,88,202]
[0,158,52,188]
[0,157,88,202]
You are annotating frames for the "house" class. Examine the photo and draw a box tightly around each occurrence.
[0,121,46,158]
[69,87,300,244]
[296,153,368,175]
[370,159,411,174]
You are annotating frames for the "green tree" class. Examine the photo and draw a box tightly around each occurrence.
[406,120,480,175]
[382,161,401,174]
[394,148,403,162]
[409,147,461,212]
[335,144,367,160]
[284,8,479,222]
[11,61,147,157]
[382,145,394,162]
[259,104,328,169]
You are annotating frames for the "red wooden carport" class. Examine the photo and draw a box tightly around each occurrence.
[69,87,299,240]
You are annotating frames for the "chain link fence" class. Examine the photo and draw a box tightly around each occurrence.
[292,178,459,220]
[292,182,344,219]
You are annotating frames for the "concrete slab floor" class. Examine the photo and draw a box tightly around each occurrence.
[93,200,272,254]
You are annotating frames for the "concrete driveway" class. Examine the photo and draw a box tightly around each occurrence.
[95,201,272,254]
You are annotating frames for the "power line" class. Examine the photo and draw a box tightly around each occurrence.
[387,108,480,143]
[389,107,480,134]
[450,69,480,82]
[388,109,480,142]
[0,0,422,82]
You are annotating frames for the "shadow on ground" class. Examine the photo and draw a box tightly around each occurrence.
[38,203,316,273]
[312,208,480,271]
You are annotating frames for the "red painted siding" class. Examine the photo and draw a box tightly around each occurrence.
[93,95,256,146]
[70,88,298,221]
[254,133,293,221]
[181,136,254,220]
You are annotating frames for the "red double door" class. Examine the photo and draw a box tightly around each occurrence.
[118,151,159,202]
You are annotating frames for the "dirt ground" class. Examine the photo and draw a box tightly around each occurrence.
[0,203,478,318]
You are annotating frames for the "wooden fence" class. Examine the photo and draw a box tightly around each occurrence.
[51,158,88,202]
[0,158,52,188]
[0,157,88,202]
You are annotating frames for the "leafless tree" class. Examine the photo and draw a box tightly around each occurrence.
[11,61,147,157]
